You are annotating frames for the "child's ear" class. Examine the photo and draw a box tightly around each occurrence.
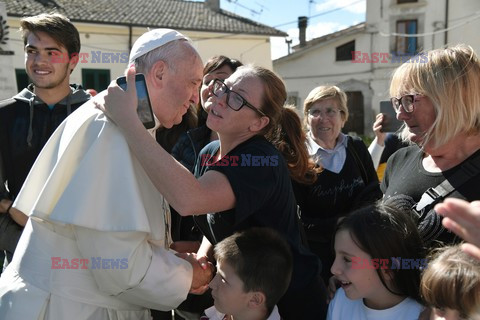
[248,291,266,308]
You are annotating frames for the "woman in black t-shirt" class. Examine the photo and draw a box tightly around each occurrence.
[103,65,326,319]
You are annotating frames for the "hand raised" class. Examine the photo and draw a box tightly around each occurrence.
[436,198,480,260]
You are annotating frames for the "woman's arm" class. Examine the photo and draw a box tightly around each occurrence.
[1,199,28,227]
[197,236,215,263]
[368,137,385,170]
[99,70,235,216]
[368,113,387,170]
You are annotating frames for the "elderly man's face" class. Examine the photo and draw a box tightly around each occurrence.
[152,43,203,128]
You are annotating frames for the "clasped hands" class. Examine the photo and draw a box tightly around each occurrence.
[174,242,214,295]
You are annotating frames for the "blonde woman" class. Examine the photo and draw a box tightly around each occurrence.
[382,45,480,247]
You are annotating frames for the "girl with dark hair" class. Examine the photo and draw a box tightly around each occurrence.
[328,202,426,319]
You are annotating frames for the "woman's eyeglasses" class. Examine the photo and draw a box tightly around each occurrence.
[308,108,339,118]
[390,94,422,113]
[211,79,267,117]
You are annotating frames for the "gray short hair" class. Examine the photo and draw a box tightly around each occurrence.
[134,39,195,75]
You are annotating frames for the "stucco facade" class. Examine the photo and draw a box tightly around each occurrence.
[274,0,480,135]
[1,0,286,99]
[5,18,274,97]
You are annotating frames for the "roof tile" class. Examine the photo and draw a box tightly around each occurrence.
[5,0,287,36]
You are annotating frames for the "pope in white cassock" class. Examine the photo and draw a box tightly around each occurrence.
[0,29,210,319]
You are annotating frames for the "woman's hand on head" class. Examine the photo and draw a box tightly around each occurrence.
[95,67,140,128]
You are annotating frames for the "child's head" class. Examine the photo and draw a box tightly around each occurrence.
[210,227,293,317]
[421,245,480,320]
[331,202,425,308]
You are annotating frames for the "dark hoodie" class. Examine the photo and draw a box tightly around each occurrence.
[0,84,91,206]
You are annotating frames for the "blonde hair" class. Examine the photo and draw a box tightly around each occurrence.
[303,85,349,127]
[390,44,480,149]
[420,245,480,318]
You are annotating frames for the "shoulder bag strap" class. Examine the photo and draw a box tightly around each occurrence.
[416,151,480,212]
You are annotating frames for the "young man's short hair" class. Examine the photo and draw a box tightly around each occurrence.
[214,227,293,312]
[20,13,80,57]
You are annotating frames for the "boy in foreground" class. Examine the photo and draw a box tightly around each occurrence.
[203,227,293,320]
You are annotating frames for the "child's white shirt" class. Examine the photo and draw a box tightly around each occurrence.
[203,305,281,320]
[327,288,424,320]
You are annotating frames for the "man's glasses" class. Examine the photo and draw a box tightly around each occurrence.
[308,107,340,118]
[211,79,267,117]
[390,94,421,113]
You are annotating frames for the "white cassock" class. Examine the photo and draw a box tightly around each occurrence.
[0,101,192,319]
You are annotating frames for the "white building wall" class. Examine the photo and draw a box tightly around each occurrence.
[447,0,480,50]
[0,2,16,100]
[275,0,480,135]
[275,33,372,109]
[368,0,480,115]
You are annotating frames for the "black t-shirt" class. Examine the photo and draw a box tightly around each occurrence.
[379,133,408,164]
[193,135,320,290]
[293,136,381,283]
[382,145,480,245]
[293,136,381,240]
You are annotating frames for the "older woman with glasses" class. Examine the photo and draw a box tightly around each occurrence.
[293,85,382,285]
[382,44,480,247]
[101,65,327,319]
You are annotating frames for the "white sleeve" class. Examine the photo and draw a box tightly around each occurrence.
[73,226,192,311]
[368,137,386,170]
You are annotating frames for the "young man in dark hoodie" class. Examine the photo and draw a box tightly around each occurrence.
[0,13,90,263]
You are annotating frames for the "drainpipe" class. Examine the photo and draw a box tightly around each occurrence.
[444,0,449,45]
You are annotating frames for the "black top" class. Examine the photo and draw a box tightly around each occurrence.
[0,84,90,202]
[293,136,381,283]
[171,125,212,173]
[294,136,381,240]
[382,145,480,246]
[193,135,320,290]
[380,133,408,164]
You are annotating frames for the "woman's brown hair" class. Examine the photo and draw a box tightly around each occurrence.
[243,66,320,184]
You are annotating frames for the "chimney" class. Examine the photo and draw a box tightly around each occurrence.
[298,16,308,48]
[205,0,220,12]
